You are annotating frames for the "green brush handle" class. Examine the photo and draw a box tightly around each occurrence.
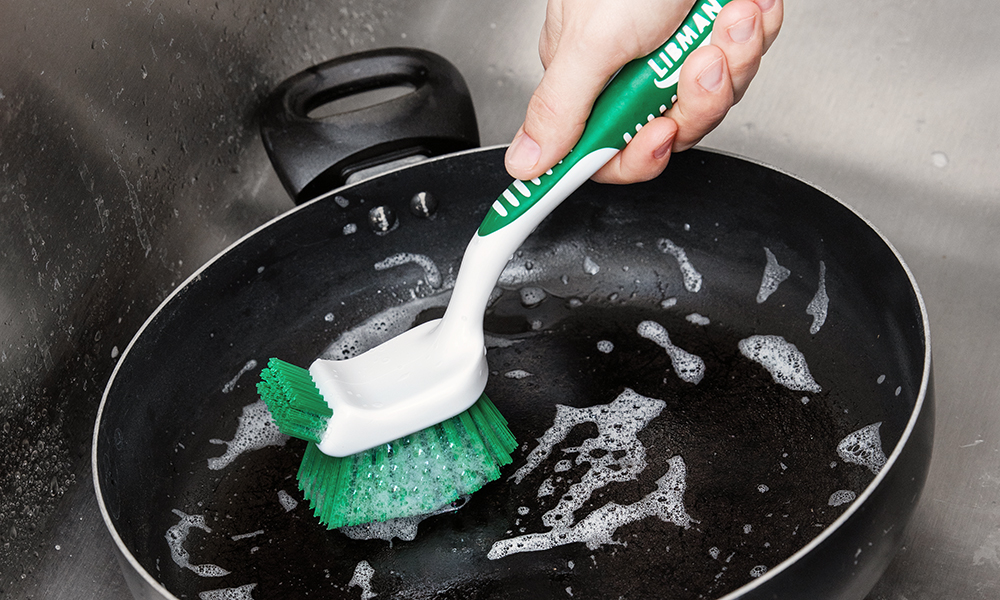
[478,0,733,237]
[441,0,732,340]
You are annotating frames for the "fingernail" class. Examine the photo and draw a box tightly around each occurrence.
[756,0,776,12]
[506,131,541,172]
[653,134,675,161]
[727,15,756,44]
[697,57,725,92]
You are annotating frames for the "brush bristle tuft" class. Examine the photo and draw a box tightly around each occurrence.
[257,357,332,444]
[297,393,517,529]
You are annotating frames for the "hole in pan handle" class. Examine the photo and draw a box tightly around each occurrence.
[259,47,480,204]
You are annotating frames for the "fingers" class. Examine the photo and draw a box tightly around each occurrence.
[667,0,769,152]
[592,117,678,184]
[508,0,784,184]
[505,0,694,181]
[755,0,783,53]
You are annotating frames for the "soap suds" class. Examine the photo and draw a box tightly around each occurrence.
[597,340,614,354]
[277,490,298,512]
[505,369,534,379]
[583,256,601,275]
[519,287,547,307]
[340,497,470,543]
[374,253,441,288]
[756,248,791,304]
[657,239,702,293]
[828,490,857,507]
[166,510,230,577]
[198,584,257,600]
[738,335,821,393]
[637,320,705,384]
[490,456,691,559]
[806,261,829,334]
[320,292,449,360]
[837,422,887,474]
[491,389,691,560]
[349,560,377,600]
[207,401,287,470]
[685,313,710,326]
[222,359,258,393]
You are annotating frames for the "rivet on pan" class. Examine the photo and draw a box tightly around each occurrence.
[409,191,437,218]
[368,205,398,234]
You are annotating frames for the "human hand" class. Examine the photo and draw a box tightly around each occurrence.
[505,0,783,184]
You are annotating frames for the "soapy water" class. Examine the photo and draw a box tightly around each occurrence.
[320,292,450,360]
[837,422,887,474]
[685,313,710,326]
[374,252,442,289]
[806,261,829,334]
[339,497,470,544]
[491,389,692,559]
[657,239,702,293]
[756,248,791,304]
[505,369,534,379]
[489,456,691,559]
[198,584,257,600]
[166,510,231,577]
[207,401,287,471]
[222,359,258,394]
[519,286,547,308]
[828,490,857,507]
[738,335,822,393]
[349,560,377,600]
[637,320,706,384]
[277,490,298,512]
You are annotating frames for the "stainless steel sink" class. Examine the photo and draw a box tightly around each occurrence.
[2,0,997,598]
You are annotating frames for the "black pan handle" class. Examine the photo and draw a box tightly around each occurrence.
[260,48,480,204]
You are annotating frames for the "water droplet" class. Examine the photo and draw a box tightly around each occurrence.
[368,206,397,234]
[409,191,437,217]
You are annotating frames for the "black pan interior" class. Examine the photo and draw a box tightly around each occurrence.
[95,148,925,599]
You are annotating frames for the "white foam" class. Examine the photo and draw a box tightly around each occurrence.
[837,422,887,474]
[319,292,449,360]
[348,560,377,600]
[657,239,702,293]
[343,223,357,235]
[660,297,678,309]
[207,401,287,471]
[519,286,547,307]
[489,456,691,559]
[750,565,768,578]
[198,584,257,600]
[504,369,534,379]
[738,335,822,393]
[373,252,442,288]
[166,510,230,578]
[828,490,857,507]
[597,340,614,354]
[806,261,829,334]
[583,256,601,275]
[341,515,422,543]
[491,390,691,559]
[756,248,791,304]
[222,359,258,394]
[685,313,710,326]
[230,530,263,541]
[277,490,298,512]
[637,320,705,384]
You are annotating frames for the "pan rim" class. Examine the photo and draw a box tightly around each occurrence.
[91,145,932,600]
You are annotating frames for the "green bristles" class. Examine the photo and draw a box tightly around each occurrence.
[257,357,332,444]
[296,393,517,529]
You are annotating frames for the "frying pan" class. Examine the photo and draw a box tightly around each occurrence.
[93,48,933,600]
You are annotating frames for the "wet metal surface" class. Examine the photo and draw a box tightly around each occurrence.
[0,0,997,598]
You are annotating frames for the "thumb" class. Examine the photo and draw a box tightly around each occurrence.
[505,46,621,180]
